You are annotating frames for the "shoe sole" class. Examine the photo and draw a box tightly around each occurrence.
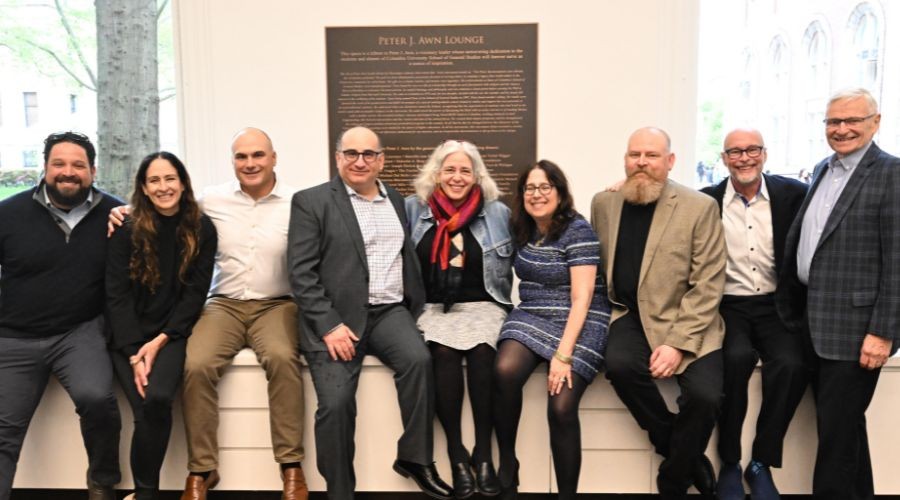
[392,463,452,500]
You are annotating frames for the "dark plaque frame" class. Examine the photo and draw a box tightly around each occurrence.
[326,24,537,203]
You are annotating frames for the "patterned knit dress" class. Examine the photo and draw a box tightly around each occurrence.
[497,217,610,381]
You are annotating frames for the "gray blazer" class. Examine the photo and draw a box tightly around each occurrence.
[776,143,900,360]
[288,176,425,353]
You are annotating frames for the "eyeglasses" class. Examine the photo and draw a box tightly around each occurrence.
[341,149,383,163]
[823,114,876,128]
[723,145,765,160]
[523,183,554,196]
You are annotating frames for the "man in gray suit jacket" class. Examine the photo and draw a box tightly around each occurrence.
[778,88,900,500]
[288,127,451,500]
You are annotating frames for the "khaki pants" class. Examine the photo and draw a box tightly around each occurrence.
[182,297,304,472]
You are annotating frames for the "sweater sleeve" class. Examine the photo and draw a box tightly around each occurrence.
[161,216,218,340]
[105,224,144,352]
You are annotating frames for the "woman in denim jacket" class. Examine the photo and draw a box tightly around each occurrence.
[405,140,513,499]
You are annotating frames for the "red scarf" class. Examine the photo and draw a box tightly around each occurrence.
[428,185,483,270]
[427,185,483,311]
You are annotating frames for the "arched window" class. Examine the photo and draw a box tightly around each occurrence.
[802,21,830,165]
[762,36,790,169]
[847,3,882,89]
[736,48,757,124]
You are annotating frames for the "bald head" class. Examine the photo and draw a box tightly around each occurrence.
[232,127,274,152]
[628,127,672,153]
[336,126,382,152]
[723,128,764,150]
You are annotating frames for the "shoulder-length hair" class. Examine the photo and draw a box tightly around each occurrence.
[413,140,501,202]
[128,151,202,292]
[511,159,577,248]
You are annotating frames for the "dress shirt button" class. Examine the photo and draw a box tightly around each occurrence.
[748,225,753,229]
[752,267,757,271]
[750,247,754,251]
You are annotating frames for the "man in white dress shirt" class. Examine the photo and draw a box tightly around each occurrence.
[109,129,307,500]
[700,128,809,500]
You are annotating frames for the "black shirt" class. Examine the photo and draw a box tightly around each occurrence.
[416,225,492,304]
[613,201,657,313]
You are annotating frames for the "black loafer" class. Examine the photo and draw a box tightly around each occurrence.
[393,459,453,500]
[451,462,475,499]
[691,454,716,498]
[471,459,500,496]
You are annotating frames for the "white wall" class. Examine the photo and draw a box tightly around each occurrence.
[172,0,700,214]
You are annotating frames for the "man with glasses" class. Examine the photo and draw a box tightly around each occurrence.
[700,128,809,500]
[0,132,122,500]
[777,88,900,499]
[288,126,451,500]
[591,127,726,500]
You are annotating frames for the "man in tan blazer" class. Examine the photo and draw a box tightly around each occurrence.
[591,127,726,500]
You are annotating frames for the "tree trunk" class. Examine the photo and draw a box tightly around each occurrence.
[96,0,159,200]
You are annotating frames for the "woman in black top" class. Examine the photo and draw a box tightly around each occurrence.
[106,151,217,500]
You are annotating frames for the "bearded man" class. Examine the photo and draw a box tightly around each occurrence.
[0,132,123,500]
[590,127,726,500]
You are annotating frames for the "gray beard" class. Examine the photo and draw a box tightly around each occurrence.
[621,176,664,205]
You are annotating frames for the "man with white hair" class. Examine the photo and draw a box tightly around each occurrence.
[778,88,900,499]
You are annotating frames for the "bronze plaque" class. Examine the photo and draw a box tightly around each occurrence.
[326,24,538,203]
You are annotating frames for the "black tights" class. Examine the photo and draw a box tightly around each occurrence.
[493,339,587,499]
[430,342,496,464]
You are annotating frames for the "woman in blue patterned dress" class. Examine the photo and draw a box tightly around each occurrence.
[493,160,611,499]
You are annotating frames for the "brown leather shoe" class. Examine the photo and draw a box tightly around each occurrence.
[180,470,220,500]
[282,467,309,500]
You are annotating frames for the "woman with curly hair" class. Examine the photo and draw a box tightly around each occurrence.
[493,160,610,499]
[105,151,217,500]
[406,140,513,498]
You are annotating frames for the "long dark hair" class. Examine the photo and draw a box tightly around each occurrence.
[511,159,577,248]
[128,151,202,292]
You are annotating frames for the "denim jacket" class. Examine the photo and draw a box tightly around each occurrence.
[405,195,513,306]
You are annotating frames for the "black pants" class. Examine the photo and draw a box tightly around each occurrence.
[304,304,434,500]
[717,295,809,467]
[0,317,121,500]
[605,312,722,497]
[111,337,186,494]
[812,356,880,500]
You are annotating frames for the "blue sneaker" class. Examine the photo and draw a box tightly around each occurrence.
[744,460,779,500]
[716,462,745,500]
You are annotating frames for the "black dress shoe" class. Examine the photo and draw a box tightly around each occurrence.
[691,454,716,498]
[393,459,453,499]
[471,459,500,496]
[450,462,475,499]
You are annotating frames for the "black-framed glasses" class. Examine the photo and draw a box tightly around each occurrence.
[723,145,765,160]
[823,114,876,128]
[523,183,554,196]
[341,149,383,163]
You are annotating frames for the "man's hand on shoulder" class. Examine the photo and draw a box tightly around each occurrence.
[649,344,683,379]
[107,205,130,237]
[859,333,892,371]
[323,324,360,362]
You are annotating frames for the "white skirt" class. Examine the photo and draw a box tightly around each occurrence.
[416,301,508,350]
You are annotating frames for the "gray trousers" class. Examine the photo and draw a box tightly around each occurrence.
[0,316,121,500]
[304,304,434,500]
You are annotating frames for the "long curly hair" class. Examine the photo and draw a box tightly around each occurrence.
[511,159,577,248]
[128,151,202,292]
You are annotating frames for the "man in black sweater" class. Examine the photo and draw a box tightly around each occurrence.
[0,132,123,500]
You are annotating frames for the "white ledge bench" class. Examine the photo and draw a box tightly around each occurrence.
[14,350,900,494]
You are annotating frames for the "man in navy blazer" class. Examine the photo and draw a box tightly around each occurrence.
[777,88,900,499]
[701,128,809,500]
[288,127,451,500]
